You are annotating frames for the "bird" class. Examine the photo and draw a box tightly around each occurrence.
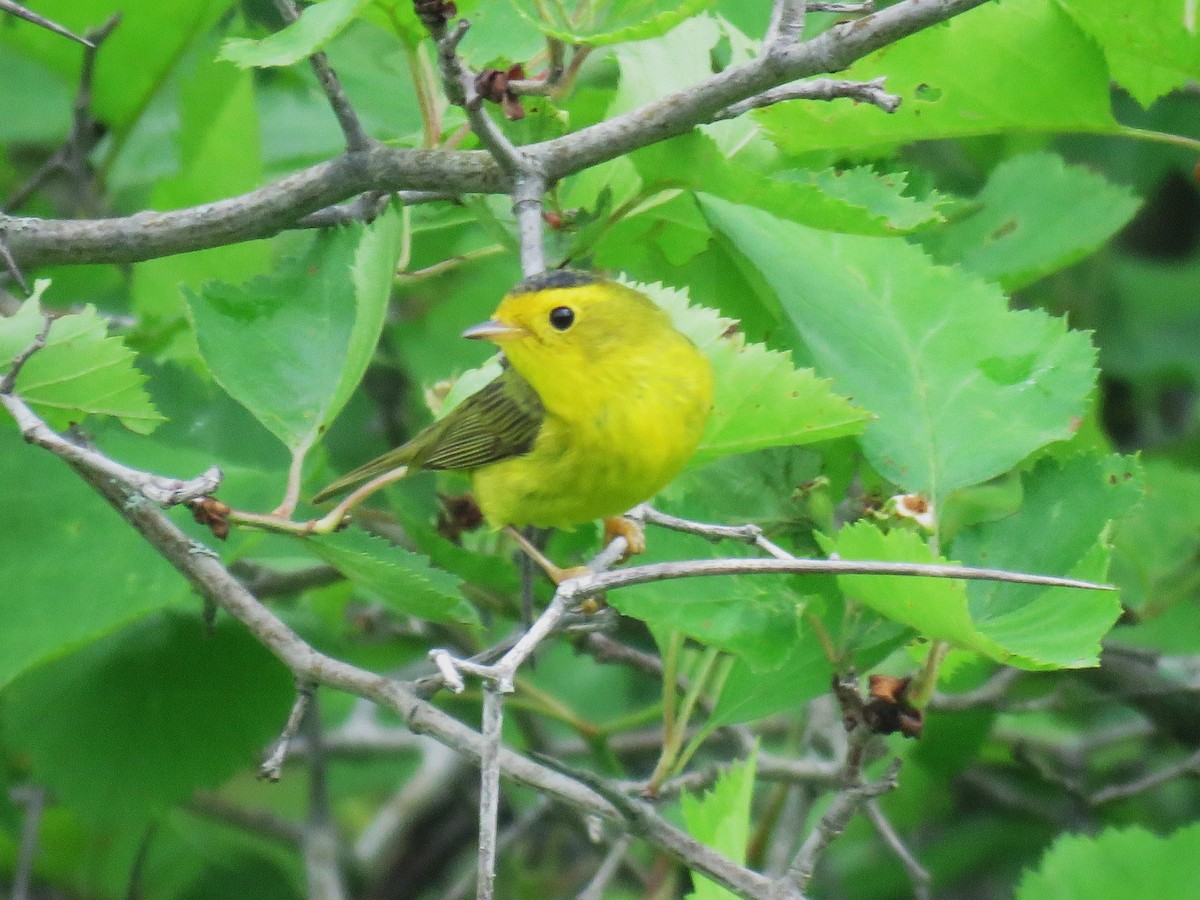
[313,269,714,581]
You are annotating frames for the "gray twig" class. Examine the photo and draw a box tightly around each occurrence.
[5,0,992,267]
[0,232,29,293]
[190,790,305,844]
[0,315,52,394]
[434,19,532,176]
[864,799,931,900]
[1091,745,1200,805]
[809,1,877,12]
[0,0,92,46]
[10,785,46,900]
[576,833,633,900]
[5,14,118,217]
[302,696,348,900]
[929,667,1022,711]
[766,0,808,48]
[272,0,371,152]
[781,742,901,893]
[713,76,902,120]
[261,682,317,781]
[294,190,457,228]
[477,686,506,899]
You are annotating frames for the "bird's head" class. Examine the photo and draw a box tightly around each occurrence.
[462,269,674,374]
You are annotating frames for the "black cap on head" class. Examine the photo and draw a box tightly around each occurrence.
[510,269,599,294]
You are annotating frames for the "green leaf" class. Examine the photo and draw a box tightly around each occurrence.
[0,429,188,691]
[827,512,1123,671]
[1056,0,1200,108]
[2,297,164,434]
[608,529,802,669]
[0,0,233,134]
[681,745,757,900]
[1112,459,1200,618]
[1016,823,1200,900]
[920,152,1141,291]
[0,48,72,142]
[699,195,1098,503]
[1,611,294,825]
[509,0,718,47]
[952,453,1138,668]
[634,280,871,466]
[131,46,269,359]
[305,529,481,626]
[631,133,946,237]
[823,523,1008,662]
[220,0,372,68]
[709,640,831,727]
[185,207,402,454]
[757,0,1117,155]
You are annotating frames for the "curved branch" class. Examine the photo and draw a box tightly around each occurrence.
[4,0,990,269]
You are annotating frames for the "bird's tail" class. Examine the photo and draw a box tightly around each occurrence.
[311,455,410,504]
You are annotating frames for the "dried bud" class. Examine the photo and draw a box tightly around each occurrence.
[864,674,924,738]
[413,0,457,30]
[191,496,231,541]
[543,210,565,229]
[473,64,526,120]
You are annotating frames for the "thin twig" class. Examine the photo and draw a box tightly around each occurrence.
[577,833,633,900]
[0,232,29,293]
[445,802,551,900]
[434,19,532,175]
[929,667,1022,711]
[302,696,348,900]
[354,738,465,865]
[0,315,52,394]
[6,0,993,267]
[713,76,902,120]
[1091,745,1200,805]
[477,685,506,900]
[766,0,808,48]
[190,791,305,844]
[10,785,45,900]
[809,1,877,11]
[781,744,901,892]
[863,799,931,900]
[0,0,93,46]
[295,190,457,228]
[261,682,317,781]
[272,0,372,152]
[513,173,547,275]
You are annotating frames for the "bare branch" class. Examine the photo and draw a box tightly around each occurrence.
[294,190,457,228]
[190,791,305,845]
[809,1,877,11]
[513,173,547,275]
[929,667,1022,711]
[781,750,901,892]
[864,799,931,900]
[433,19,535,176]
[4,0,991,268]
[477,686,506,899]
[572,556,1113,597]
[260,682,317,782]
[10,785,46,900]
[1091,745,1200,805]
[0,232,29,293]
[272,0,372,152]
[301,696,348,900]
[0,0,93,46]
[0,314,52,394]
[713,76,902,121]
[766,0,808,49]
[577,834,633,900]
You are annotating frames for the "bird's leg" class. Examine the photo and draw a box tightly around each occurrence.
[504,525,589,585]
[603,515,646,559]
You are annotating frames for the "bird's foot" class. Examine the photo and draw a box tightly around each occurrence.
[603,515,646,559]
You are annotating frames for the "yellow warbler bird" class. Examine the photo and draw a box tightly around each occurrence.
[313,270,714,573]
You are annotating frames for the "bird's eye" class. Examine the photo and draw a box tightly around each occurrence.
[549,306,575,331]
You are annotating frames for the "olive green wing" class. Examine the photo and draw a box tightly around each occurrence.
[312,367,544,503]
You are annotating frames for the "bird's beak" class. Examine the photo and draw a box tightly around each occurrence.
[462,319,528,342]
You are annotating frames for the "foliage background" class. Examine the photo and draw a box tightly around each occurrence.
[1,0,1199,897]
